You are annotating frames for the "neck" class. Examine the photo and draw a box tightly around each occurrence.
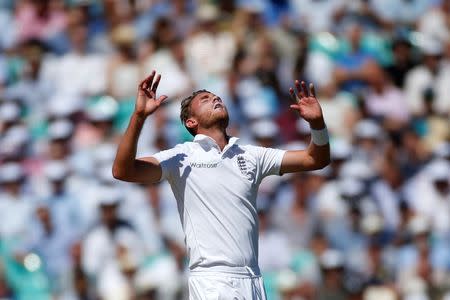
[197,127,229,150]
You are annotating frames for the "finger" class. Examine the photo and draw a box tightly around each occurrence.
[140,71,155,90]
[156,95,168,105]
[295,80,305,98]
[301,81,309,97]
[151,74,161,93]
[144,71,155,84]
[289,88,298,103]
[289,105,304,116]
[145,70,156,89]
[309,83,316,98]
[143,89,152,98]
[139,78,147,90]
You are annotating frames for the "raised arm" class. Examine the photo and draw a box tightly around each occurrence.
[112,71,168,184]
[280,80,330,174]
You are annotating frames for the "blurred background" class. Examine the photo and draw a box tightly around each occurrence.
[0,0,449,299]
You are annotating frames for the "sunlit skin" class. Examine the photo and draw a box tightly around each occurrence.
[184,92,231,149]
[113,69,329,185]
[186,92,229,135]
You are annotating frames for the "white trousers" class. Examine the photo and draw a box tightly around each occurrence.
[188,267,267,300]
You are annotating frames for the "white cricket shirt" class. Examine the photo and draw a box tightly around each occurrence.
[152,134,285,270]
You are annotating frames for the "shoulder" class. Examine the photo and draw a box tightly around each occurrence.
[151,142,197,164]
[234,144,261,156]
[155,142,193,155]
[172,141,198,155]
[236,144,285,160]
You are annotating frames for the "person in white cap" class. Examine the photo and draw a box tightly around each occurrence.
[184,4,236,84]
[113,71,330,299]
[46,119,74,160]
[40,160,81,236]
[22,203,78,296]
[80,95,119,147]
[395,214,450,292]
[0,125,30,161]
[352,119,384,163]
[0,102,22,133]
[0,163,35,249]
[406,159,450,236]
[329,138,352,179]
[317,249,348,300]
[81,187,146,281]
[404,35,450,115]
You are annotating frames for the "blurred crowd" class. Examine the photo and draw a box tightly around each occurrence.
[0,0,450,299]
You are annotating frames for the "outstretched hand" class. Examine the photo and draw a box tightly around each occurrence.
[135,70,168,118]
[289,80,324,128]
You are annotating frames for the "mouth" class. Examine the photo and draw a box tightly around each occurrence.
[214,103,223,110]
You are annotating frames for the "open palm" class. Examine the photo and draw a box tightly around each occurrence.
[135,70,168,118]
[289,80,323,123]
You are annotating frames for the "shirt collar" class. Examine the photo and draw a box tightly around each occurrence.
[193,134,240,151]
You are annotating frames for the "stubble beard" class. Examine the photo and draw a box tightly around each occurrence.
[203,109,229,130]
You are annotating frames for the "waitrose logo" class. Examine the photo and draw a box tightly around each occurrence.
[190,162,219,168]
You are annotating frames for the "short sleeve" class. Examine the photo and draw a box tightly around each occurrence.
[151,146,185,182]
[253,146,286,179]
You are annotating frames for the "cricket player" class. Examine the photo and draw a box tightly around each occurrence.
[112,70,330,299]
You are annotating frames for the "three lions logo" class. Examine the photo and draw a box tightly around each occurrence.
[237,155,256,181]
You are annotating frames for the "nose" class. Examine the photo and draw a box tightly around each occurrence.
[213,96,222,103]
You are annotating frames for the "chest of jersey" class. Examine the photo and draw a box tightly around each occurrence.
[179,146,259,198]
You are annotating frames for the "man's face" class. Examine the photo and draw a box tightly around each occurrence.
[187,92,229,132]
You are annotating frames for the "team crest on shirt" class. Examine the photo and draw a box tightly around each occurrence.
[237,155,256,181]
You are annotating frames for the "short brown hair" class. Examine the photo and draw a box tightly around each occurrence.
[180,89,210,136]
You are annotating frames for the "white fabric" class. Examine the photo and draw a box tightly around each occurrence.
[188,271,266,300]
[404,64,450,115]
[320,93,354,140]
[41,52,107,98]
[370,0,433,23]
[143,49,191,99]
[258,229,291,272]
[151,134,286,270]
[82,225,146,277]
[315,180,348,218]
[419,7,450,45]
[290,0,344,33]
[406,173,450,235]
[0,193,34,240]
[365,86,410,122]
[185,32,237,84]
[109,62,140,99]
[118,185,163,255]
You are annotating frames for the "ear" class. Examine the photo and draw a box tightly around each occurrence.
[186,117,198,132]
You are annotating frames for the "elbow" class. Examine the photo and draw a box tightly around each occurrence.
[314,155,331,170]
[112,165,126,181]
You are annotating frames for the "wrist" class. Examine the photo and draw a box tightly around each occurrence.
[310,126,329,146]
[132,112,147,123]
[308,117,326,130]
